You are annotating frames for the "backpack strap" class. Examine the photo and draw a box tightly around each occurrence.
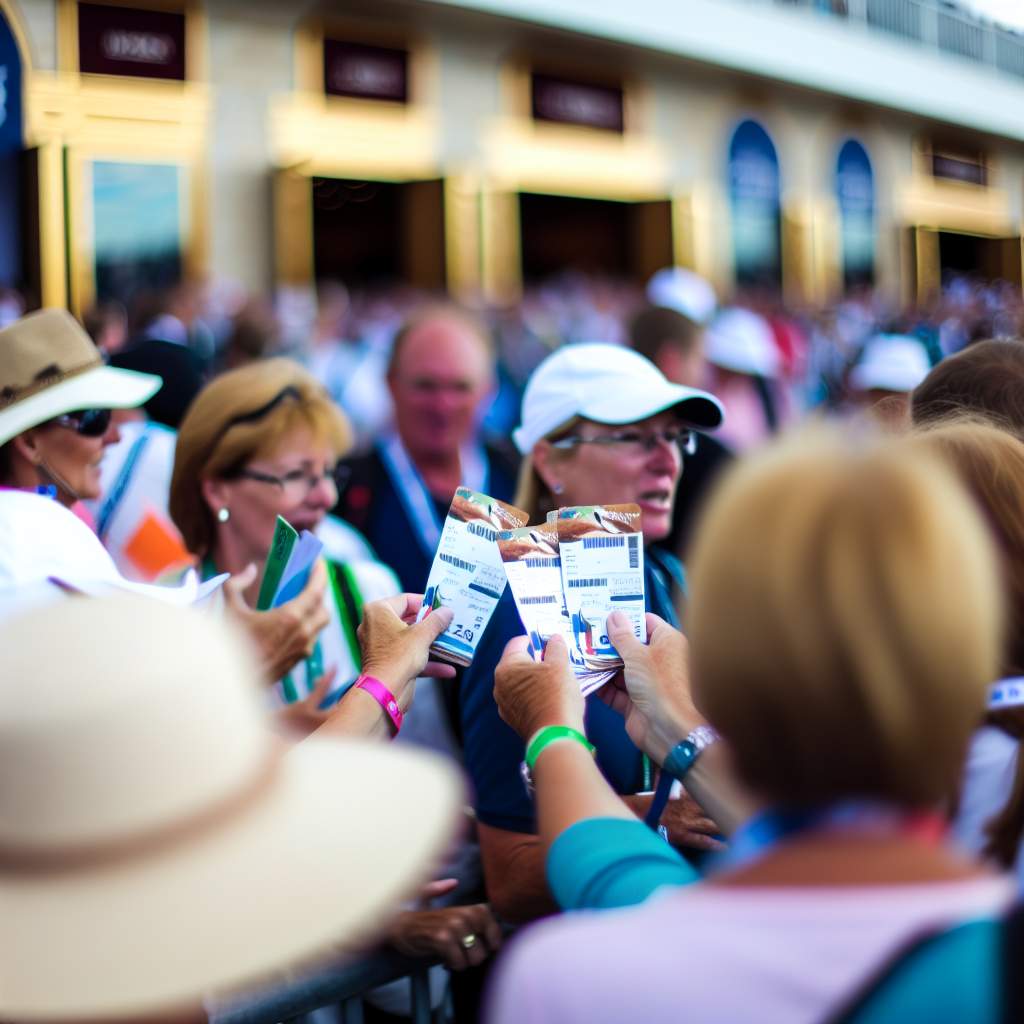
[1001,901,1024,1023]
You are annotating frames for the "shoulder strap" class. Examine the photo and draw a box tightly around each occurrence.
[326,560,364,670]
[333,451,385,535]
[824,915,1002,1024]
[96,428,153,541]
[1001,901,1024,1023]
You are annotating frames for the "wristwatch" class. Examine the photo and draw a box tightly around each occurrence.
[663,725,718,781]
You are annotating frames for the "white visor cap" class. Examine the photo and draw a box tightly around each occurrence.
[849,335,931,394]
[705,308,781,378]
[646,267,717,325]
[512,343,724,455]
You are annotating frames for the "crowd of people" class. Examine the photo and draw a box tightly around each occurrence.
[3,263,1024,1023]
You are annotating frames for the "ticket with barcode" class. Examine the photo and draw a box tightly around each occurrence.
[417,488,529,666]
[498,523,620,695]
[557,504,646,671]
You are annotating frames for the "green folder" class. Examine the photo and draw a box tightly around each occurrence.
[256,515,299,611]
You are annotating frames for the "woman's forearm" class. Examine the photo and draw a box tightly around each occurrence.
[533,740,634,852]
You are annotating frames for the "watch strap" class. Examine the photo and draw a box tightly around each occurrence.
[664,725,718,781]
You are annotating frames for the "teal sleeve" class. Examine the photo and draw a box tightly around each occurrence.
[547,817,699,911]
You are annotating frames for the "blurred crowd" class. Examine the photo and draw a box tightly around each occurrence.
[4,264,1024,1023]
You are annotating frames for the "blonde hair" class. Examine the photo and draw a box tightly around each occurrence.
[513,417,582,523]
[170,359,352,556]
[687,428,1002,808]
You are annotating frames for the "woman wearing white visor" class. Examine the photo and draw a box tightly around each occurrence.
[458,343,724,925]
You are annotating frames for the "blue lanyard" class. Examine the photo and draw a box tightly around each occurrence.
[378,433,489,557]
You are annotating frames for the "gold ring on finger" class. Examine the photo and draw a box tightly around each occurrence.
[461,933,477,950]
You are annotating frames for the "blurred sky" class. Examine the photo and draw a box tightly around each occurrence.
[963,1,1024,30]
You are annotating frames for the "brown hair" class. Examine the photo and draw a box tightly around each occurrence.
[170,359,351,556]
[907,419,1024,868]
[629,306,702,364]
[687,428,1002,808]
[911,340,1024,436]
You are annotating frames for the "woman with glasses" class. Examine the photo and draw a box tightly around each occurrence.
[458,342,726,925]
[0,309,159,510]
[170,358,404,721]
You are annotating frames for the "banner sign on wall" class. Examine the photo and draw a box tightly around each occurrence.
[323,40,408,102]
[531,73,624,133]
[78,3,186,81]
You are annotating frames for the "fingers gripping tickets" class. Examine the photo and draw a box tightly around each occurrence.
[359,593,454,706]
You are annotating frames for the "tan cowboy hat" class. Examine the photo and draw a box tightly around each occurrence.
[0,596,463,1022]
[0,308,161,445]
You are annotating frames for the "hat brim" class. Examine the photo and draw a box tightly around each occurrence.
[2,739,463,1021]
[581,379,724,432]
[0,365,162,446]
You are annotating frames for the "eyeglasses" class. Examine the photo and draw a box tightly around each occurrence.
[234,465,339,502]
[550,426,697,457]
[52,408,112,438]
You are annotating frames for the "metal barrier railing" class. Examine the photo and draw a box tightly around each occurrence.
[762,0,1024,79]
[214,950,443,1024]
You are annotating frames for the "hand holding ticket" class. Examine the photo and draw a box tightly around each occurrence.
[417,488,528,666]
[500,503,646,696]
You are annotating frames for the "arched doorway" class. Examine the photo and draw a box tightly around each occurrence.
[836,139,875,289]
[728,119,782,290]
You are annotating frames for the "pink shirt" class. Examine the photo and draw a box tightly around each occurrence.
[487,876,1013,1024]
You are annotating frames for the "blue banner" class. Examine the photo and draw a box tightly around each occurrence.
[0,9,22,155]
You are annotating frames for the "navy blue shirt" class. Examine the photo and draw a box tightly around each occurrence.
[460,551,684,834]
[334,444,518,595]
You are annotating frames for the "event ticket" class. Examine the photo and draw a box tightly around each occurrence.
[418,488,529,667]
[498,521,618,695]
[558,503,646,674]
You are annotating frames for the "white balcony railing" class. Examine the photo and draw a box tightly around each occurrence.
[768,0,1024,78]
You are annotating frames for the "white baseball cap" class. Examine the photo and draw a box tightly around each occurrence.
[512,343,724,455]
[849,335,931,394]
[705,308,781,378]
[0,490,222,619]
[646,267,717,325]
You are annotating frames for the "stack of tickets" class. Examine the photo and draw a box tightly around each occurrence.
[416,490,646,694]
[499,503,646,696]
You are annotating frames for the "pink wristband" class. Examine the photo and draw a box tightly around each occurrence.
[355,674,403,735]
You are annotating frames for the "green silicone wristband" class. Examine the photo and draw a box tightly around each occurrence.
[525,725,595,772]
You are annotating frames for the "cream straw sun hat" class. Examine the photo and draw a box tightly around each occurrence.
[0,308,161,446]
[0,596,463,1022]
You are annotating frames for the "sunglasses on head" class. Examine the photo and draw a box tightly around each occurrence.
[52,408,112,437]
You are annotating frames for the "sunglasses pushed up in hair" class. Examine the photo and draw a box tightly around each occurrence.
[52,408,113,437]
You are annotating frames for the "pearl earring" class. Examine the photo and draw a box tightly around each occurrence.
[552,483,564,495]
[217,507,230,523]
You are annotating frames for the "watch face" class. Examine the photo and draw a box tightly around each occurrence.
[520,759,534,797]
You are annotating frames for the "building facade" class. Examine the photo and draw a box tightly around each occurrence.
[2,0,1023,314]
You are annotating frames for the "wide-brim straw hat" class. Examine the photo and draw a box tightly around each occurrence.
[0,308,161,446]
[0,596,463,1021]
